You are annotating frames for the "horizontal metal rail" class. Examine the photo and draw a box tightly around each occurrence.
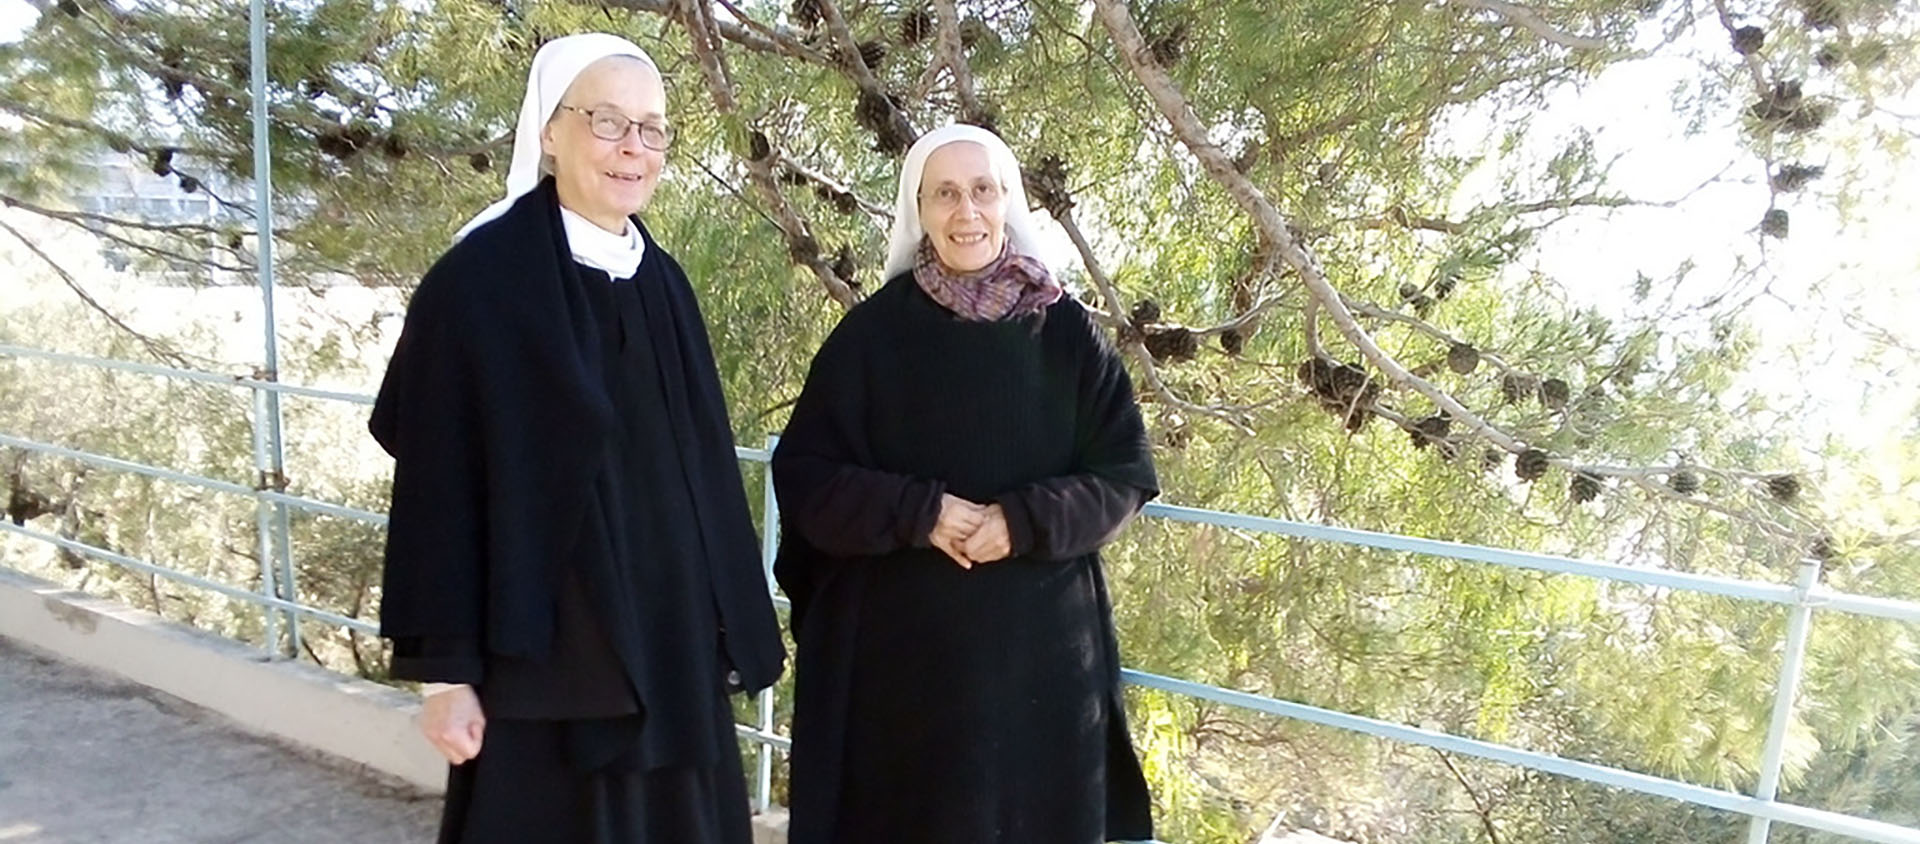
[1144,502,1920,624]
[0,344,376,406]
[6,343,1920,843]
[1122,670,1920,844]
[0,520,377,635]
[0,433,389,527]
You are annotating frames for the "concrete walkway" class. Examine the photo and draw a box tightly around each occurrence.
[0,638,441,844]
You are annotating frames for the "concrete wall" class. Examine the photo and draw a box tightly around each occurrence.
[0,566,445,791]
[0,566,791,840]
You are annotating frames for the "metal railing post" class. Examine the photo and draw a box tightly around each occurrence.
[1747,557,1825,844]
[754,434,781,813]
[247,0,298,659]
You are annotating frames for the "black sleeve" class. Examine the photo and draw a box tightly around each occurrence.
[992,306,1159,561]
[772,320,947,558]
[997,475,1150,561]
[369,272,489,655]
[389,636,485,684]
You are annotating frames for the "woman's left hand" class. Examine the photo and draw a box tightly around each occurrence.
[961,504,1013,563]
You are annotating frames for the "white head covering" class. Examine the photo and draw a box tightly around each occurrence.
[883,124,1050,279]
[453,32,659,269]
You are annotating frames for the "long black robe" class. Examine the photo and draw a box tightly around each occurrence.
[772,273,1159,844]
[370,178,783,842]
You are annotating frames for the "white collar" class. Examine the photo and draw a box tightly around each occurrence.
[560,206,646,280]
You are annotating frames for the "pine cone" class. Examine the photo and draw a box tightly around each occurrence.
[1220,328,1244,356]
[900,7,933,44]
[1781,101,1833,133]
[1799,0,1843,30]
[1539,378,1571,409]
[1770,164,1824,193]
[1731,25,1765,55]
[1148,22,1188,67]
[748,130,772,163]
[1767,474,1801,503]
[150,148,175,177]
[1749,80,1804,122]
[777,167,810,186]
[857,39,887,72]
[1447,343,1480,375]
[830,190,859,216]
[1515,449,1550,482]
[1409,414,1451,450]
[177,175,200,194]
[1129,299,1161,328]
[791,0,821,28]
[1761,209,1790,239]
[1144,326,1199,363]
[1669,468,1701,495]
[1570,472,1603,503]
[1025,154,1073,216]
[1501,372,1538,405]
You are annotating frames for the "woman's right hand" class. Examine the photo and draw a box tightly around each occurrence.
[419,684,486,764]
[929,493,987,569]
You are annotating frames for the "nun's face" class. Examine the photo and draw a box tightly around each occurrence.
[541,57,667,233]
[918,141,1007,273]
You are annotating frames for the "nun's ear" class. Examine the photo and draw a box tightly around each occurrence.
[539,120,558,158]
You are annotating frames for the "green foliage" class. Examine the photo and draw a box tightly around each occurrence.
[3,0,1918,841]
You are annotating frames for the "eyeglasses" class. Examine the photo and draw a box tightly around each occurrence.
[556,105,674,151]
[920,181,1005,212]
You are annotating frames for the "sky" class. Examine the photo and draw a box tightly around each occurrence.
[1435,12,1918,499]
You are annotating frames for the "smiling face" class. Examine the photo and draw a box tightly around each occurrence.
[540,56,666,233]
[917,141,1008,273]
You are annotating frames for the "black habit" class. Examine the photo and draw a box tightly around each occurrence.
[772,272,1160,844]
[371,178,783,844]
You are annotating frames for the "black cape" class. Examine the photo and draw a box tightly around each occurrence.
[772,274,1160,844]
[371,179,784,766]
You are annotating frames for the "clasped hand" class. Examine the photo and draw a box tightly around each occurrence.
[928,493,1012,570]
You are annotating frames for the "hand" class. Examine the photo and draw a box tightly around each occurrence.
[961,503,1012,564]
[929,493,987,569]
[419,684,486,765]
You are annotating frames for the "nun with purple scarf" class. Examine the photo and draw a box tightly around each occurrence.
[772,124,1160,844]
[370,33,782,844]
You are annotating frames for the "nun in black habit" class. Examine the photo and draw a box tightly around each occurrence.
[369,33,782,844]
[771,124,1160,844]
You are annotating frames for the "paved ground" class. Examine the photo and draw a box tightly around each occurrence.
[0,637,441,844]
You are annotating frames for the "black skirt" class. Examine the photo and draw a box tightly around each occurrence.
[436,694,753,844]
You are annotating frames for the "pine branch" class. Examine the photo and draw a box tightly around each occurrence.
[1435,749,1506,844]
[673,0,859,308]
[593,0,830,64]
[1055,205,1255,434]
[1088,0,1822,543]
[771,151,894,222]
[0,218,194,367]
[2,193,256,274]
[1450,0,1610,51]
[930,0,985,122]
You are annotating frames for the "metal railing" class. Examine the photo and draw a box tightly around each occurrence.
[2,344,1918,843]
